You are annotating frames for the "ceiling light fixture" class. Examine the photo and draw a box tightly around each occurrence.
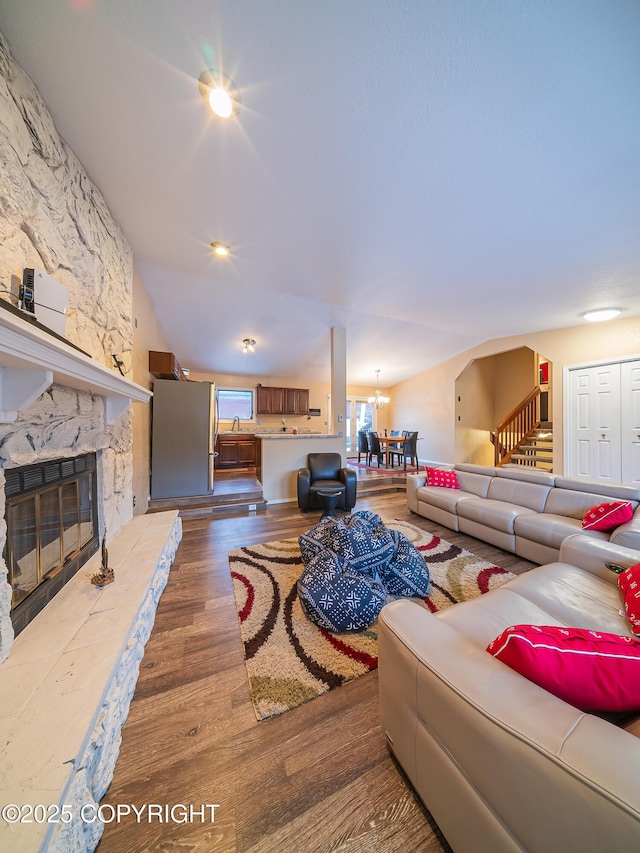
[368,370,389,410]
[198,69,241,118]
[242,338,256,354]
[582,308,622,323]
[211,242,230,257]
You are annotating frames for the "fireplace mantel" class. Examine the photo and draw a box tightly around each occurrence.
[0,306,151,423]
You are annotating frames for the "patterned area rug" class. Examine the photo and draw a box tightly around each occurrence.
[228,519,514,721]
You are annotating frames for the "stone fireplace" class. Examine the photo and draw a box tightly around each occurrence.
[0,312,183,853]
[0,305,154,662]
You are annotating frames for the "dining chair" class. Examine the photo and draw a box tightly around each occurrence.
[357,429,370,464]
[367,431,384,467]
[389,431,419,471]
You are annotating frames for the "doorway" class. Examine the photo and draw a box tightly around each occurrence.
[454,346,552,467]
[346,398,373,455]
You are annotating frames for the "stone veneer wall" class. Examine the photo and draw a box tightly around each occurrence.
[0,32,135,663]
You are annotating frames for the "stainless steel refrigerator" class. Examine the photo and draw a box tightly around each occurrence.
[150,379,218,499]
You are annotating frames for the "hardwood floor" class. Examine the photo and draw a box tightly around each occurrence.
[96,493,537,853]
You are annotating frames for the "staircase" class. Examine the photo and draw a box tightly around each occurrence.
[507,422,554,471]
[354,472,407,499]
[490,388,554,472]
[148,471,268,518]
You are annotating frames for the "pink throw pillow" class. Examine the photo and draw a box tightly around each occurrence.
[486,624,640,712]
[618,563,640,636]
[582,500,633,531]
[426,467,459,489]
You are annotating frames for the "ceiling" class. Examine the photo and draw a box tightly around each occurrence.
[1,0,639,386]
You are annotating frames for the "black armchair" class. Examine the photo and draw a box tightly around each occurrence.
[297,452,357,512]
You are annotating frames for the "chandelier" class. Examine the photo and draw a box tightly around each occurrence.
[368,370,389,410]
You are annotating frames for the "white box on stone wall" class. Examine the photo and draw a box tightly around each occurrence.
[20,267,69,336]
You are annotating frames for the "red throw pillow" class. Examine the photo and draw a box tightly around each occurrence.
[582,500,633,531]
[618,563,640,636]
[426,467,459,489]
[486,624,640,712]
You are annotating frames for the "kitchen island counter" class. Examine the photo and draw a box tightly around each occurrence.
[255,434,346,503]
[258,432,334,439]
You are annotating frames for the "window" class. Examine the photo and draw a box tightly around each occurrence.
[218,388,254,420]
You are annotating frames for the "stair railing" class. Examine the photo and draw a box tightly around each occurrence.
[490,387,541,467]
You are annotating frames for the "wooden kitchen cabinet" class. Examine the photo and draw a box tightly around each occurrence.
[149,351,185,380]
[256,385,284,414]
[215,434,256,469]
[257,385,309,415]
[295,388,309,414]
[284,388,298,414]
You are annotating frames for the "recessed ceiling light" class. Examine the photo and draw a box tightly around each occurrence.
[211,242,230,257]
[198,69,241,118]
[582,308,622,323]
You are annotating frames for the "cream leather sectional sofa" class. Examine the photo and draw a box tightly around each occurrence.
[406,463,640,564]
[385,466,640,850]
[379,533,640,853]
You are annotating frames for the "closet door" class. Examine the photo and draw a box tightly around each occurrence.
[621,360,640,487]
[568,363,621,481]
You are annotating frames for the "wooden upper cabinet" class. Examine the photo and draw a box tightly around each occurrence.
[149,351,184,380]
[257,385,309,415]
[271,387,284,413]
[284,388,298,414]
[256,385,270,414]
[256,385,284,414]
[296,388,309,414]
[284,387,309,415]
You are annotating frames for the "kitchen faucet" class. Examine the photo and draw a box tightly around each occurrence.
[232,416,240,432]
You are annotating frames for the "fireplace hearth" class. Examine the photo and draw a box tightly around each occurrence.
[4,452,99,636]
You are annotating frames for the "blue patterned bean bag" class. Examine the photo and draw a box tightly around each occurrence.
[381,529,431,597]
[297,549,387,633]
[297,512,430,631]
[326,513,394,580]
[298,515,337,566]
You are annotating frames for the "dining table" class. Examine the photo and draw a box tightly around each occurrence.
[377,434,406,468]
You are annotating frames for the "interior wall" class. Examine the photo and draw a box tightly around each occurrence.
[455,357,495,466]
[131,264,171,515]
[491,347,537,422]
[388,317,640,471]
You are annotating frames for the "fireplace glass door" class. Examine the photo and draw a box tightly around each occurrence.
[9,475,95,607]
[5,453,99,634]
[10,497,38,606]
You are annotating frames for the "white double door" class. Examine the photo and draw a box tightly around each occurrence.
[567,358,640,485]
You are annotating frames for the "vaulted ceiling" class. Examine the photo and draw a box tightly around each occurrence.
[1,0,639,385]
